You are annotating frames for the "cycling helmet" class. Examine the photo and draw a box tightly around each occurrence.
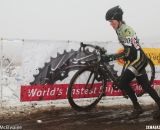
[105,6,123,21]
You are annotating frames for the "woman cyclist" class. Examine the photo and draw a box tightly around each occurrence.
[103,6,160,119]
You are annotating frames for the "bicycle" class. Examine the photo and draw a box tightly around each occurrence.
[67,42,155,111]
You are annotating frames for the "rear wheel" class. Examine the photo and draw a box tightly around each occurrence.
[67,66,106,111]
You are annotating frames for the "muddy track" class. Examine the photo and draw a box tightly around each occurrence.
[1,105,160,130]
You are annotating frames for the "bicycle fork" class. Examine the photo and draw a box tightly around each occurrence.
[84,68,98,90]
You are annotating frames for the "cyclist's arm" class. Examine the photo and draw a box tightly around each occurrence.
[102,51,126,62]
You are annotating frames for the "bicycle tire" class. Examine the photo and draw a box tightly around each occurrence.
[67,66,106,111]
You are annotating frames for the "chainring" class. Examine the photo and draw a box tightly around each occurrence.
[30,49,118,85]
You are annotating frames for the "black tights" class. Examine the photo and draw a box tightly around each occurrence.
[119,69,160,108]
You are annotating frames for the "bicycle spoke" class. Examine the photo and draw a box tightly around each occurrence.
[85,71,93,89]
[68,67,106,111]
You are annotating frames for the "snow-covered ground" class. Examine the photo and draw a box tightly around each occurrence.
[0,39,160,112]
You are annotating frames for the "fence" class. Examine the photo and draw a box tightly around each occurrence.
[0,38,160,109]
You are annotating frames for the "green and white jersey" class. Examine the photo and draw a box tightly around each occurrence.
[116,24,140,50]
[116,24,148,75]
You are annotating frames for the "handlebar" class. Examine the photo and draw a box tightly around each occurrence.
[80,42,106,55]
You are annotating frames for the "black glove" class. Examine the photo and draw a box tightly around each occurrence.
[101,54,112,62]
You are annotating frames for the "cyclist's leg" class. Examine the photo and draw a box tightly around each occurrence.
[136,73,160,119]
[136,73,160,108]
[118,69,143,113]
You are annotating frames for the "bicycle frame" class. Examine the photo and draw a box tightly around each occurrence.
[79,42,155,96]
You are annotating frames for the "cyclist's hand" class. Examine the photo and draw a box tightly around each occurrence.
[95,46,106,54]
[101,54,111,62]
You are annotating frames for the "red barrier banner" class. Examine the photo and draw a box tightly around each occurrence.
[21,81,160,102]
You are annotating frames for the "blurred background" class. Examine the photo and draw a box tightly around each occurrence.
[0,0,160,43]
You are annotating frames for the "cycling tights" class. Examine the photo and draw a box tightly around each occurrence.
[118,69,160,107]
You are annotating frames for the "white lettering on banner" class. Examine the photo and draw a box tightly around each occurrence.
[71,87,97,95]
[28,88,63,97]
[28,87,99,98]
[32,85,131,97]
[21,81,160,101]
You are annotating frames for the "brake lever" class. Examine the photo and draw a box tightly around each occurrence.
[80,42,87,51]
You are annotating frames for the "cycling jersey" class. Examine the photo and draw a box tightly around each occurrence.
[115,24,148,75]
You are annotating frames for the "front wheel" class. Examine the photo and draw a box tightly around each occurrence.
[67,66,106,111]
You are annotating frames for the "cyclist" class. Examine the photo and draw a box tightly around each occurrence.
[103,5,160,119]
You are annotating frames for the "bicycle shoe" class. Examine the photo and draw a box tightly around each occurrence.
[128,104,143,119]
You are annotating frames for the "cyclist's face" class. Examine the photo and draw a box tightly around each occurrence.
[109,20,119,29]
